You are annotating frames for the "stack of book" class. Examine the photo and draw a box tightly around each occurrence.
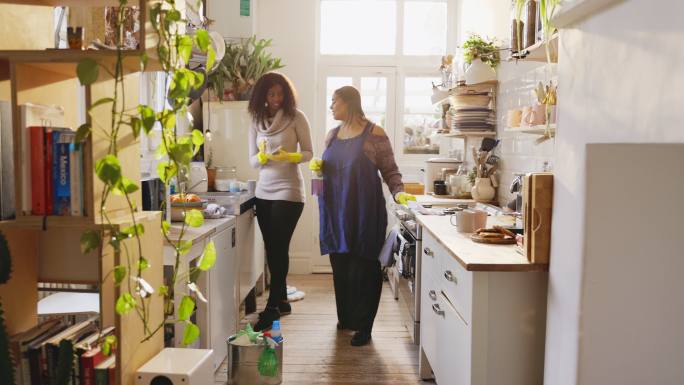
[9,318,116,385]
[29,126,84,216]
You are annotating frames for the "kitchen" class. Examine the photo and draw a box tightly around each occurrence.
[0,1,682,385]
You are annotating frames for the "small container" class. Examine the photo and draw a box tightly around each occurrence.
[433,180,448,196]
[311,171,324,196]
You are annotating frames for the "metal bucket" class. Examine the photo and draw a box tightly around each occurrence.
[226,335,283,385]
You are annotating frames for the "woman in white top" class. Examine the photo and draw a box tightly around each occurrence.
[247,72,313,331]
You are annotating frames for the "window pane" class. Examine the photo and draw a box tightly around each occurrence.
[326,77,352,130]
[361,77,387,127]
[320,1,396,55]
[403,1,447,56]
[403,77,442,155]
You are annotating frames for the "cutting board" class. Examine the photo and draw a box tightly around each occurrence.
[523,173,553,264]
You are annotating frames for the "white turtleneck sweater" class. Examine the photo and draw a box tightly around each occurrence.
[248,109,313,203]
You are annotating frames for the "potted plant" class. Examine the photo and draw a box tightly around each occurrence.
[208,36,285,101]
[461,34,500,84]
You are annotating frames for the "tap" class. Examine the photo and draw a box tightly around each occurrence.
[188,178,207,192]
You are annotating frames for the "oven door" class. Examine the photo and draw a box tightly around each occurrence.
[396,225,419,344]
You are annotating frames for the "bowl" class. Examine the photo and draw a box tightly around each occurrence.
[170,200,207,222]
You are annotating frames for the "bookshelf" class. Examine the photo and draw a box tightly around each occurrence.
[0,2,164,384]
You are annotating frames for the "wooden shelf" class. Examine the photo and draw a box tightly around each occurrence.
[0,49,157,75]
[508,33,559,63]
[442,130,497,138]
[504,124,556,136]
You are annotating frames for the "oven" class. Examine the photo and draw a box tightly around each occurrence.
[392,208,421,345]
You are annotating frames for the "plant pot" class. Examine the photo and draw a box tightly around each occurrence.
[522,104,547,126]
[464,58,496,85]
[207,168,216,191]
[471,177,496,202]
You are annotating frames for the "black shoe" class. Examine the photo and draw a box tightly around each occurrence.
[336,322,345,330]
[279,301,291,315]
[350,331,372,346]
[254,307,280,332]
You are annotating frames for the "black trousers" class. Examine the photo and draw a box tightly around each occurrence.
[329,253,383,333]
[255,198,304,308]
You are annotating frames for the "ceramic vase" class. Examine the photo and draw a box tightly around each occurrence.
[464,58,496,85]
[471,177,496,202]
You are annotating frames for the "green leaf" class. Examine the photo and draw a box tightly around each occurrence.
[195,29,211,52]
[115,293,136,315]
[130,117,142,138]
[157,161,178,184]
[120,177,139,194]
[102,335,117,356]
[206,46,216,71]
[178,240,193,255]
[167,9,182,22]
[75,123,92,144]
[140,52,149,71]
[138,105,156,134]
[178,35,193,65]
[198,241,216,271]
[191,129,205,146]
[80,230,101,254]
[182,322,200,346]
[160,111,176,130]
[161,220,171,236]
[88,97,115,111]
[113,265,126,285]
[138,257,150,271]
[169,70,191,100]
[168,142,193,165]
[184,209,204,228]
[95,155,122,186]
[158,284,169,296]
[76,59,99,85]
[178,295,195,321]
[122,223,144,237]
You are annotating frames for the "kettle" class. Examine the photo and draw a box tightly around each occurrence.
[188,162,208,192]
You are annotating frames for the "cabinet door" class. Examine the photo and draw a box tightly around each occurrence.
[207,226,236,370]
[420,233,439,371]
[436,292,471,385]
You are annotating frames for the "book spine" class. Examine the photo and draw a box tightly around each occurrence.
[29,127,46,215]
[93,367,107,385]
[80,351,103,385]
[69,144,82,216]
[52,131,72,216]
[45,128,53,215]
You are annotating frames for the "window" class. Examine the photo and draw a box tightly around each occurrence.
[402,77,442,154]
[403,1,447,55]
[320,1,397,55]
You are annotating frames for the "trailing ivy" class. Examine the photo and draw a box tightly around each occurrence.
[76,0,217,349]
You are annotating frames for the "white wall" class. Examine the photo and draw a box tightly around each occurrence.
[256,0,318,273]
[207,0,258,38]
[546,1,684,384]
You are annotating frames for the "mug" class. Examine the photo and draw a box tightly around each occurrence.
[522,105,546,126]
[506,109,522,128]
[450,209,488,233]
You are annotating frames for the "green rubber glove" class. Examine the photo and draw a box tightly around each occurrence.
[309,158,323,175]
[257,140,269,165]
[269,149,303,163]
[395,192,416,206]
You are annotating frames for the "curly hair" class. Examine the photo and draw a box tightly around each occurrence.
[248,72,298,126]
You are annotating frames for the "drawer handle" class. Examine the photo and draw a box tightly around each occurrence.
[432,303,445,316]
[444,270,457,283]
[423,247,433,257]
[428,290,437,300]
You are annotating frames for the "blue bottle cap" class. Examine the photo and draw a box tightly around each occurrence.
[272,320,280,330]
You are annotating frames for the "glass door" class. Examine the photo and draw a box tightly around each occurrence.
[310,67,396,273]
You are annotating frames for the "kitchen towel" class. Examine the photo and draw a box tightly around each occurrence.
[378,225,400,268]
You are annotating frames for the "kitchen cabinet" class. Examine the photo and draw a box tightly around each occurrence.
[237,206,265,305]
[419,227,548,385]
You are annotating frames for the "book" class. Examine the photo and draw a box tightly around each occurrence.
[20,103,65,215]
[75,327,114,385]
[42,316,98,384]
[52,129,75,215]
[26,322,69,385]
[9,319,63,385]
[0,100,15,220]
[93,355,115,385]
[29,126,48,215]
[69,142,84,216]
[45,128,54,215]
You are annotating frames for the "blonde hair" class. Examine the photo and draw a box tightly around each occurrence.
[333,86,366,124]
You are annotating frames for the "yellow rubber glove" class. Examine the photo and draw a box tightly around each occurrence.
[256,140,269,165]
[268,149,303,163]
[395,192,416,206]
[309,158,324,176]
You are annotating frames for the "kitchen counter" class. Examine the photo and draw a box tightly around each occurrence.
[166,216,236,246]
[415,194,473,206]
[416,214,548,272]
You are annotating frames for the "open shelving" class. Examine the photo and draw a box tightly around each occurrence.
[508,33,559,63]
[504,124,556,136]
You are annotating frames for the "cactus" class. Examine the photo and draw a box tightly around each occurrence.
[0,231,15,385]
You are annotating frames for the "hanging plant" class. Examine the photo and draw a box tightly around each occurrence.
[461,34,501,69]
[540,0,561,63]
[76,0,217,350]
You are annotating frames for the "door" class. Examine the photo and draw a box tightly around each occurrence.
[310,67,397,273]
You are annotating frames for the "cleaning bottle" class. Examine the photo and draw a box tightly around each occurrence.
[270,320,283,343]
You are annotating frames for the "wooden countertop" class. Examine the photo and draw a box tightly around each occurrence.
[416,214,548,272]
[165,216,236,246]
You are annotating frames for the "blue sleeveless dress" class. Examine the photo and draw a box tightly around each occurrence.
[318,122,387,260]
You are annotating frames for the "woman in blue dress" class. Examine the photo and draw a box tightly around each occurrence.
[310,86,415,346]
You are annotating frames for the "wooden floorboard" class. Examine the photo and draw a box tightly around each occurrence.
[217,274,433,385]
